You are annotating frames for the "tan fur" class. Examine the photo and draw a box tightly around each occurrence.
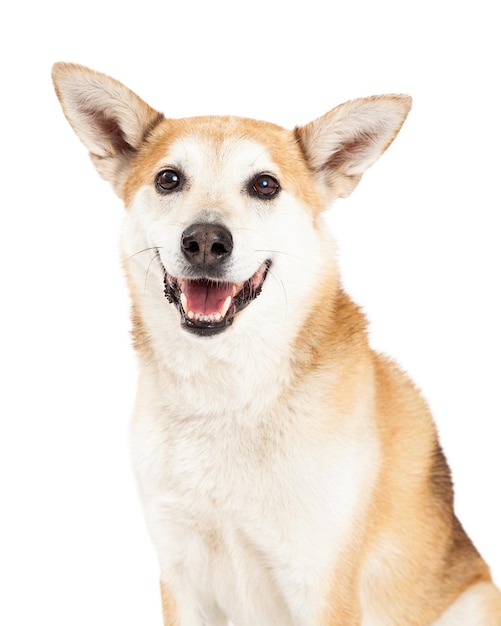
[160,581,178,626]
[288,282,497,624]
[360,355,491,624]
[52,63,501,625]
[122,115,325,211]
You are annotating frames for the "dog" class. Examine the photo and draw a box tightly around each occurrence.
[52,62,501,625]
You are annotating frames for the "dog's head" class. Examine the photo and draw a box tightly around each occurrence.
[52,63,410,340]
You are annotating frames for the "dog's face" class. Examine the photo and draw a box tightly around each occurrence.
[120,117,326,337]
[52,63,411,341]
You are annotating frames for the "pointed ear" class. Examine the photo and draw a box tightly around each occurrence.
[51,62,164,193]
[295,95,411,201]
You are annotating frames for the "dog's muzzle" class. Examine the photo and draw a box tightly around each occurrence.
[163,223,271,336]
[163,261,271,336]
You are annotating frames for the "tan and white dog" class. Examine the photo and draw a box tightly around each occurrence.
[52,63,501,625]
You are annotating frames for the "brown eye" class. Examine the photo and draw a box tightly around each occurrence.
[155,169,183,193]
[251,174,280,198]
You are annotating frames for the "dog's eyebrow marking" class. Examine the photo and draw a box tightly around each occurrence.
[249,147,274,168]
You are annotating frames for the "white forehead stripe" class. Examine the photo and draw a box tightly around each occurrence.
[160,135,279,182]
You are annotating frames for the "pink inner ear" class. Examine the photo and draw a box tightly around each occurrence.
[322,131,378,172]
[87,109,136,155]
[183,280,233,315]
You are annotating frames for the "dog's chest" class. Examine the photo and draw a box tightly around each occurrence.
[131,373,379,623]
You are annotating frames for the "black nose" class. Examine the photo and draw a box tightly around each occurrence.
[181,223,233,270]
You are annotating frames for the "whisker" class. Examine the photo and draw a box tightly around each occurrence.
[126,246,164,260]
[124,246,164,293]
[143,249,162,294]
[250,149,273,168]
[266,267,288,324]
[254,249,302,260]
[233,227,259,234]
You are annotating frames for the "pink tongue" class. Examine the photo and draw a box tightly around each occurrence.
[183,280,234,315]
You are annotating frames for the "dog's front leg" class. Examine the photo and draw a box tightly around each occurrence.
[160,581,178,626]
[160,580,227,626]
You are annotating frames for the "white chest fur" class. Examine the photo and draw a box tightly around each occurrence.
[130,350,379,625]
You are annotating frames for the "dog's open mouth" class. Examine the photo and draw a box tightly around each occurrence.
[163,260,271,336]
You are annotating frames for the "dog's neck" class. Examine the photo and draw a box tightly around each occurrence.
[137,328,295,421]
[129,264,367,425]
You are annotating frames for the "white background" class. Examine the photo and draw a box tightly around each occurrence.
[1,1,500,624]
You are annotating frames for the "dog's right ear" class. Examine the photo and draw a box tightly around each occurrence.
[51,63,164,194]
[295,95,411,203]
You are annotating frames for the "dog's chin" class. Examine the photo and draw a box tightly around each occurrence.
[163,260,271,337]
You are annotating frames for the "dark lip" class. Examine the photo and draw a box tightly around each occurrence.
[163,260,271,337]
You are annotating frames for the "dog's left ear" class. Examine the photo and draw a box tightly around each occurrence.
[52,63,164,194]
[295,95,411,201]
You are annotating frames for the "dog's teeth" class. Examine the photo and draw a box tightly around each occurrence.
[180,292,188,314]
[220,296,232,318]
[185,302,230,324]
